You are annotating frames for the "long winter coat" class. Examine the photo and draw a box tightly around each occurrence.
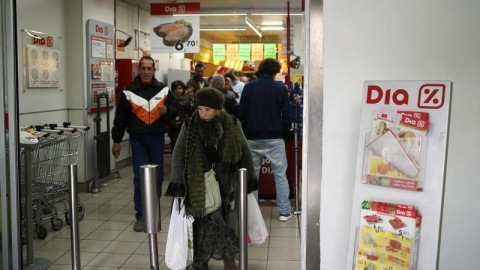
[166,111,258,224]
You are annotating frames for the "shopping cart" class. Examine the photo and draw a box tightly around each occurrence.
[20,123,89,240]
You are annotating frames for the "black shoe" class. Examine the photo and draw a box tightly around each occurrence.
[133,220,143,232]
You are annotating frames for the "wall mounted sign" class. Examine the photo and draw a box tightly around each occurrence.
[22,29,61,89]
[86,19,114,112]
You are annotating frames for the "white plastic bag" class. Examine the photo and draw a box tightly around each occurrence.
[165,198,194,270]
[247,193,269,246]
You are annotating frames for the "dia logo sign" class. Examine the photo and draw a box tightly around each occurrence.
[417,84,446,109]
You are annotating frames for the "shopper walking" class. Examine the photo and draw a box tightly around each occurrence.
[111,56,177,232]
[167,80,194,150]
[211,75,238,116]
[165,87,258,270]
[224,72,245,99]
[186,63,206,92]
[237,58,293,221]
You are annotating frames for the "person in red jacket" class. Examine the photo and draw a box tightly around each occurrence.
[111,56,177,232]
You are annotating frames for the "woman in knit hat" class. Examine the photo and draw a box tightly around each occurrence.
[165,87,258,270]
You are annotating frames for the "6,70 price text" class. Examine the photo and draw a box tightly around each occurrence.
[175,40,198,51]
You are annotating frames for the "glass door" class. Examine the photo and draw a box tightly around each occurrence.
[1,0,22,269]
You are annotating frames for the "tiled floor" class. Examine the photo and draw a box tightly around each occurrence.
[22,156,301,270]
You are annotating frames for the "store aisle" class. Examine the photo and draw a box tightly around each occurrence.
[23,155,301,270]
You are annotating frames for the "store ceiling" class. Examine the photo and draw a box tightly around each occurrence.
[121,0,304,44]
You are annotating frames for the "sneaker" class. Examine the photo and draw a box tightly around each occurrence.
[133,220,143,232]
[279,212,292,222]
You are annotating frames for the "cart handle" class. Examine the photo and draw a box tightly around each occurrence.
[63,121,91,131]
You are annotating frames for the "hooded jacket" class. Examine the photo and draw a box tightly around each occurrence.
[111,75,177,142]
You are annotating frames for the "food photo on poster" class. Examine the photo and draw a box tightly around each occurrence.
[150,16,199,53]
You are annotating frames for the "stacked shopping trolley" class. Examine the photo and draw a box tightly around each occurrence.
[20,122,89,241]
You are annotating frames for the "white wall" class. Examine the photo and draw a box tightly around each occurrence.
[17,0,69,125]
[322,0,480,269]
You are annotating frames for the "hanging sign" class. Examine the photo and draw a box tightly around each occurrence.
[251,44,264,61]
[226,44,239,61]
[150,2,200,15]
[263,43,277,59]
[150,3,200,53]
[213,44,225,61]
[239,44,251,61]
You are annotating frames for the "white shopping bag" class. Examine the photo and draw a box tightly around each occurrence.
[247,193,269,246]
[165,198,194,270]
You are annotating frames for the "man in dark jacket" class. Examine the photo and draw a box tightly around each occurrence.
[186,63,205,92]
[238,58,293,222]
[111,56,177,232]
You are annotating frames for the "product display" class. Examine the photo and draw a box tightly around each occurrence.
[355,200,421,270]
[363,110,429,191]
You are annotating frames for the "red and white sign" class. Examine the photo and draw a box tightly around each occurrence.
[347,80,452,270]
[365,83,447,109]
[150,2,200,15]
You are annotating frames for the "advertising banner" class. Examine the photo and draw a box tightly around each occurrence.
[150,17,199,53]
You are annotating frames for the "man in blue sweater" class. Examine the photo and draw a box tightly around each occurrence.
[238,58,293,221]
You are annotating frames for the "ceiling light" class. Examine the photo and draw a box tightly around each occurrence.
[251,12,303,16]
[245,16,262,37]
[260,26,284,31]
[200,27,246,31]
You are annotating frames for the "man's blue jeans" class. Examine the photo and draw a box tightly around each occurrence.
[130,134,165,221]
[248,139,291,215]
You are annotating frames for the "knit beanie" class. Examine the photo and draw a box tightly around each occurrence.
[195,87,225,110]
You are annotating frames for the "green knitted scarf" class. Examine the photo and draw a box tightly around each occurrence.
[184,111,242,216]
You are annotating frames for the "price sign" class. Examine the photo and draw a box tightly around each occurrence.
[213,44,226,61]
[150,16,200,53]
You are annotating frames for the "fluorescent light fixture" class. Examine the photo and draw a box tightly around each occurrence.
[251,12,303,16]
[200,27,246,31]
[245,16,262,37]
[260,26,284,31]
[174,13,247,17]
[172,11,303,17]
